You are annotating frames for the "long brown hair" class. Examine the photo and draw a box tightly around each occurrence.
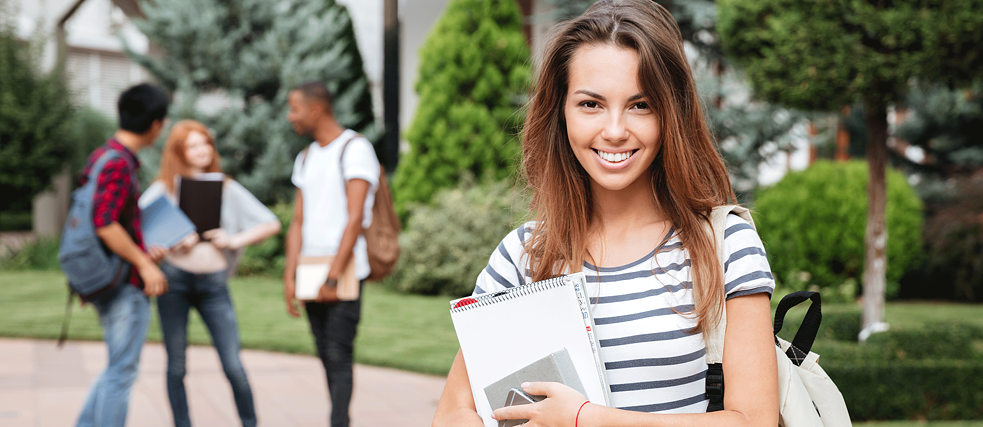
[156,120,222,193]
[522,0,737,333]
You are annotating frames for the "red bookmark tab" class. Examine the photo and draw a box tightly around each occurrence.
[452,297,477,309]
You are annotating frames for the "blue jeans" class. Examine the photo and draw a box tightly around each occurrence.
[76,284,151,427]
[158,263,256,427]
[305,285,362,427]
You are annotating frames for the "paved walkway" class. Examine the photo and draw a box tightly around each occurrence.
[0,338,447,426]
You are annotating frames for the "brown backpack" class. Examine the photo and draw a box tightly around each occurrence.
[301,134,401,282]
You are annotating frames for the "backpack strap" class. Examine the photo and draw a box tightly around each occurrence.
[337,132,369,196]
[695,204,756,411]
[59,148,135,348]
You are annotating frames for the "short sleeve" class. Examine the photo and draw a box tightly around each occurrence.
[474,223,533,296]
[722,214,775,300]
[92,158,134,228]
[341,138,380,188]
[290,149,308,189]
[224,180,278,234]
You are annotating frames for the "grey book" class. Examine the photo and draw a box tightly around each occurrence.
[485,348,587,427]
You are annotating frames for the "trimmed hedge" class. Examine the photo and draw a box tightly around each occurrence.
[826,360,983,421]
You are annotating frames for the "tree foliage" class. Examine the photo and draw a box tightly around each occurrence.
[898,83,983,177]
[718,0,983,112]
[391,0,530,217]
[127,0,378,203]
[0,8,73,211]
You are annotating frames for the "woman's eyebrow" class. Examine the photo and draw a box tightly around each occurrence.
[572,90,646,102]
[573,89,605,100]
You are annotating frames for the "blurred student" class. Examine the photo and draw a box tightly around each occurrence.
[282,81,380,427]
[139,120,281,427]
[75,83,170,427]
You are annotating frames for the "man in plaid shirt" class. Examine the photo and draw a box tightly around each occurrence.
[75,84,170,427]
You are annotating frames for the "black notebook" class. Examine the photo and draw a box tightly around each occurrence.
[176,173,224,238]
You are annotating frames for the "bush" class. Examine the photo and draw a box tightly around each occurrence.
[794,320,983,421]
[864,322,983,361]
[236,202,293,277]
[0,237,59,270]
[390,176,529,296]
[755,160,923,300]
[826,360,983,421]
[64,106,116,182]
[390,0,530,218]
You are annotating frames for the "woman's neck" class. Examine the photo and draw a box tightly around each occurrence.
[590,177,663,233]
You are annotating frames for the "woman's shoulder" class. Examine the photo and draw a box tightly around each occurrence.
[722,212,764,249]
[500,221,538,251]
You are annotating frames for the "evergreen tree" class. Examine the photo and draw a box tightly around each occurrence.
[0,5,73,211]
[126,0,378,203]
[391,0,530,217]
[718,0,983,338]
[898,83,983,178]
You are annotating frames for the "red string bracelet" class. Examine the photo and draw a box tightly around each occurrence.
[575,400,590,427]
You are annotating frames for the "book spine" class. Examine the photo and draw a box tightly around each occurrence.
[570,275,611,405]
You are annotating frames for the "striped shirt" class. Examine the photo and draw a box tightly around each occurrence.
[474,214,775,414]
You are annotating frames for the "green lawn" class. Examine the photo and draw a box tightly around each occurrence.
[0,269,459,375]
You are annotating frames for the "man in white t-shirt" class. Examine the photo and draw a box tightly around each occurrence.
[283,81,379,427]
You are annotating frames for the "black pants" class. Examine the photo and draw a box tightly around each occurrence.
[304,289,362,427]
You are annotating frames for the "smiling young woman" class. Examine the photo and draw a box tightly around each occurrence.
[432,1,779,426]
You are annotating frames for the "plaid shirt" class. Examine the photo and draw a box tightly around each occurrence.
[79,139,144,288]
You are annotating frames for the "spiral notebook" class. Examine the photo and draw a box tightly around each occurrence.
[449,273,610,427]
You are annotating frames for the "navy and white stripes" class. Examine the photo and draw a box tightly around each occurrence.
[474,213,775,414]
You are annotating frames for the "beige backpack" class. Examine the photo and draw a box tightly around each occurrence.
[698,205,852,426]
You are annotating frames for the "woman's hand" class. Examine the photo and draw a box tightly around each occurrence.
[203,229,235,250]
[491,382,588,427]
[171,232,199,255]
[147,245,168,263]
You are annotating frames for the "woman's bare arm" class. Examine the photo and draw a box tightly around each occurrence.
[432,349,485,427]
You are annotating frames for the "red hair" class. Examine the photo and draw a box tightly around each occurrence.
[156,120,222,193]
[521,0,737,334]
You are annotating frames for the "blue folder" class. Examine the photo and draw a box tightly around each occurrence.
[141,196,197,249]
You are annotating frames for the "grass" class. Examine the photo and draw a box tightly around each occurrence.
[0,269,459,376]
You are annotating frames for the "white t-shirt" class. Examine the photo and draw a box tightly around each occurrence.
[475,214,775,413]
[291,129,380,280]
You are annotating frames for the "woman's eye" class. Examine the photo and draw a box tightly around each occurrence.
[579,100,599,109]
[631,101,650,110]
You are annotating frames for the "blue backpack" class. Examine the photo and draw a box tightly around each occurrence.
[58,150,135,299]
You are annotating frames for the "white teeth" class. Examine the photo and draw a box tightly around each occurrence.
[598,150,631,163]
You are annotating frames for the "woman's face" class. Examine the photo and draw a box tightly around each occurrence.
[183,130,214,171]
[564,44,661,194]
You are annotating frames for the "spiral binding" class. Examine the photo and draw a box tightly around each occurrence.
[450,275,569,313]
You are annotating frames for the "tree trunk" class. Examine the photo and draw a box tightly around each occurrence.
[860,97,889,342]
